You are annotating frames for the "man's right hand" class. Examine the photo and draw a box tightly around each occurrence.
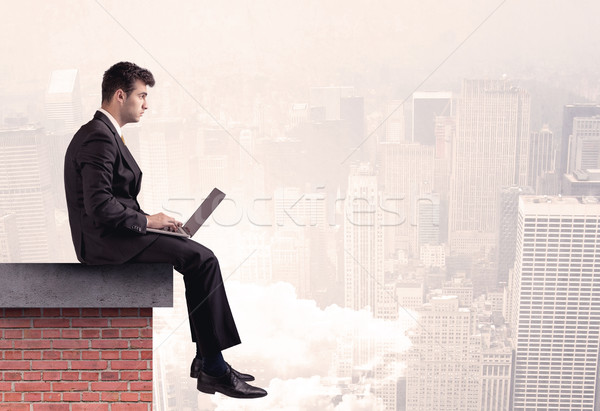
[146,213,182,232]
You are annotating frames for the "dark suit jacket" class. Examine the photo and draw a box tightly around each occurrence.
[64,111,159,264]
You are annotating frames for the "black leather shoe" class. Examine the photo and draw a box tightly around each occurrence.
[196,365,267,399]
[190,358,255,381]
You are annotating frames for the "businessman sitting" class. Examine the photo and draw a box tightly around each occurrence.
[64,61,266,399]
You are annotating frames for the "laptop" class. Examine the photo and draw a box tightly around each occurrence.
[146,188,226,238]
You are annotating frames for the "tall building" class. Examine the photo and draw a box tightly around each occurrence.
[309,86,354,121]
[412,91,453,145]
[567,116,600,173]
[528,125,555,193]
[509,195,600,411]
[44,69,83,134]
[560,104,600,175]
[343,163,385,316]
[0,126,56,262]
[497,186,534,284]
[449,79,530,254]
[384,100,406,142]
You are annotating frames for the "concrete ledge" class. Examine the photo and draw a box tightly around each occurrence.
[0,263,173,307]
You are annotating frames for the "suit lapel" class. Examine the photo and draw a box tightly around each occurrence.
[94,111,143,194]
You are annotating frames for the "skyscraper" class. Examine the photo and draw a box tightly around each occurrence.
[509,195,600,411]
[567,116,600,173]
[560,104,600,175]
[528,125,555,193]
[412,91,453,145]
[449,79,530,254]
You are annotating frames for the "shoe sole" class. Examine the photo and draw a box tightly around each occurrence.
[196,382,267,398]
[191,369,255,382]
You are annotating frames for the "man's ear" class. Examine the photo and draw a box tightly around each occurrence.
[115,89,126,103]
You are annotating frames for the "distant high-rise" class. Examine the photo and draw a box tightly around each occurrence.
[560,104,600,175]
[449,79,530,254]
[567,116,600,173]
[528,125,555,193]
[509,195,600,411]
[497,186,533,284]
[309,86,354,121]
[412,91,453,145]
[0,126,56,261]
[344,163,385,316]
[384,100,406,142]
[44,69,83,134]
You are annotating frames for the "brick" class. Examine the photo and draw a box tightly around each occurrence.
[111,318,148,328]
[120,371,139,381]
[41,308,61,317]
[82,351,100,360]
[130,381,152,391]
[111,361,147,370]
[62,392,81,402]
[0,361,30,370]
[91,340,128,349]
[34,402,68,409]
[0,319,30,328]
[41,371,61,381]
[24,392,43,402]
[0,382,13,390]
[140,350,152,360]
[4,392,23,401]
[32,319,70,328]
[60,372,80,381]
[121,351,139,360]
[81,309,100,317]
[140,329,152,338]
[120,329,139,338]
[23,371,42,380]
[24,329,42,339]
[139,308,152,317]
[100,351,119,360]
[91,382,127,391]
[70,361,108,370]
[79,372,99,381]
[4,330,23,339]
[14,382,51,392]
[81,392,100,402]
[101,392,119,402]
[31,361,69,370]
[130,340,152,349]
[61,308,81,317]
[0,404,28,411]
[3,308,24,317]
[52,340,89,349]
[23,308,42,317]
[42,351,61,360]
[112,404,150,411]
[140,392,152,402]
[62,351,81,360]
[101,329,120,339]
[4,351,22,360]
[120,392,139,401]
[100,372,119,381]
[72,319,108,328]
[41,330,61,339]
[24,351,42,360]
[61,329,80,339]
[81,329,100,339]
[0,340,14,349]
[14,340,51,350]
[52,382,89,391]
[100,308,120,317]
[140,371,152,381]
[41,392,63,402]
[73,405,108,411]
[119,308,139,316]
[4,372,22,381]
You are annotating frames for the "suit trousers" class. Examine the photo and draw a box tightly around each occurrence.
[128,235,241,356]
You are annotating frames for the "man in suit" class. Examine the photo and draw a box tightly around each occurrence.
[64,61,267,399]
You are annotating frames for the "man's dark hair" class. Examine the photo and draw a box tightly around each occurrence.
[101,62,155,103]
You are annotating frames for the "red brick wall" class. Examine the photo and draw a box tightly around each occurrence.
[0,308,152,411]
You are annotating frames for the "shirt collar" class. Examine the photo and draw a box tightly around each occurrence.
[98,108,123,138]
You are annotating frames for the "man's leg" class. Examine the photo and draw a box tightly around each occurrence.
[128,235,241,355]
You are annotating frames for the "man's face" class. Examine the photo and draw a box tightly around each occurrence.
[120,79,148,124]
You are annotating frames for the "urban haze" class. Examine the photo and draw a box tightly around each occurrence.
[2,1,600,410]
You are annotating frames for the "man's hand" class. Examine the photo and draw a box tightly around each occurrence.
[146,213,183,232]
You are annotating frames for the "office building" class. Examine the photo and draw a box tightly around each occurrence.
[412,91,453,145]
